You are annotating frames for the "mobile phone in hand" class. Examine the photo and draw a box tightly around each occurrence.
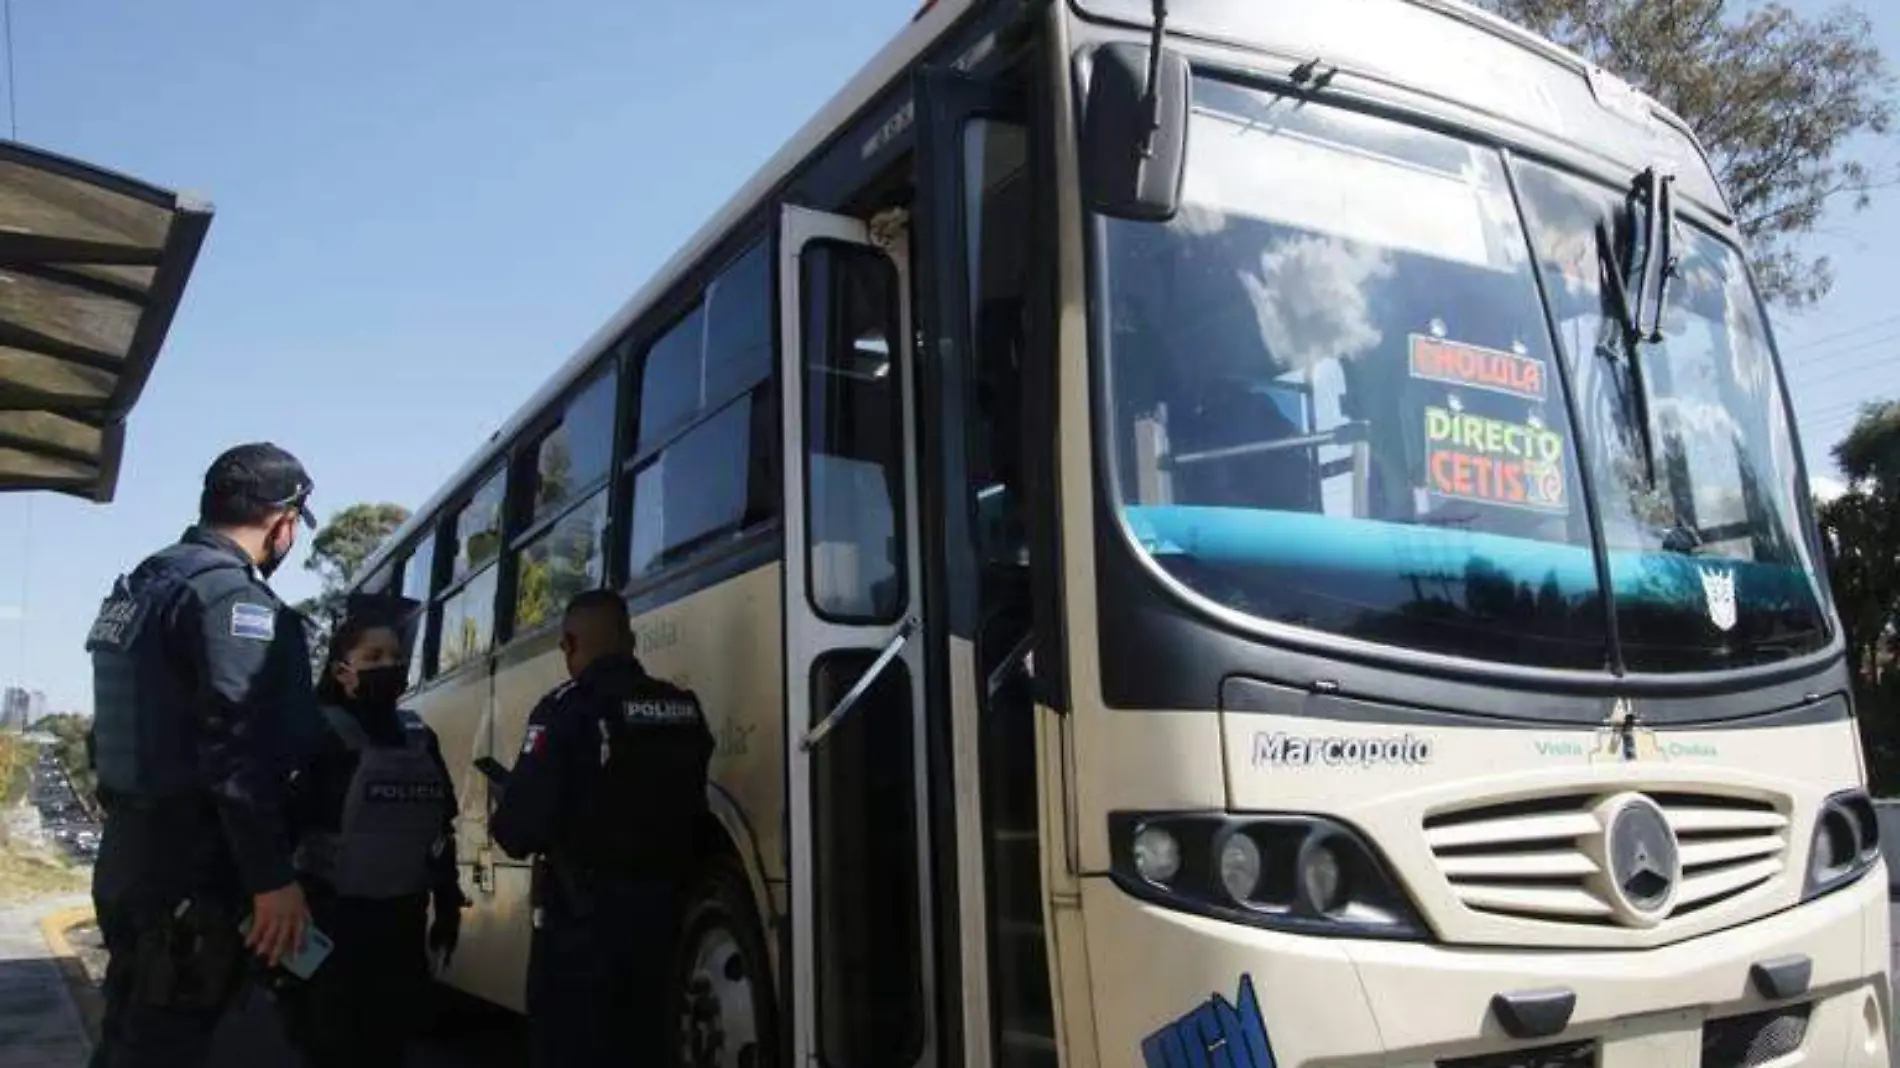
[238,916,334,980]
[473,756,509,785]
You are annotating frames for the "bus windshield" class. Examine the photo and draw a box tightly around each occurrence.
[1095,76,1829,677]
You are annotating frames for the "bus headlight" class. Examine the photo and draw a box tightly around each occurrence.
[1109,812,1428,940]
[1803,788,1882,901]
[1217,831,1264,903]
[1133,824,1182,885]
[1298,838,1346,913]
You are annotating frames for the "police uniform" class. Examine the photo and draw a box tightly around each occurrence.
[278,696,461,1068]
[84,519,322,1068]
[490,651,714,1068]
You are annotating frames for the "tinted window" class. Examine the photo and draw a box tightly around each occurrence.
[438,566,498,675]
[452,472,506,580]
[637,306,706,452]
[516,489,610,632]
[627,397,772,579]
[704,241,774,403]
[530,370,618,522]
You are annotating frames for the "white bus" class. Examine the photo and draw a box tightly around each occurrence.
[350,1,1892,1065]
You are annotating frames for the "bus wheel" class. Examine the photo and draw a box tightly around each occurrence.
[674,856,776,1068]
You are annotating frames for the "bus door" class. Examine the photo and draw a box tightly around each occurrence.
[779,204,938,1068]
[912,66,1055,1067]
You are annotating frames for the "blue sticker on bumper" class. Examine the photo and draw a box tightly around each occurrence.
[1141,974,1275,1068]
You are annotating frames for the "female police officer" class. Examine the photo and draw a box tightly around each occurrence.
[276,593,464,1068]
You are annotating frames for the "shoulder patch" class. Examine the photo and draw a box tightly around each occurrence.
[520,724,547,757]
[230,602,276,641]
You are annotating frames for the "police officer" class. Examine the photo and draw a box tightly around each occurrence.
[84,442,324,1068]
[491,588,714,1067]
[278,592,463,1068]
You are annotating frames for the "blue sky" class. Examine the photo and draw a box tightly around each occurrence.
[0,0,1896,712]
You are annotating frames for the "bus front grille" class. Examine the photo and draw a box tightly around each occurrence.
[1422,789,1790,928]
[1701,1003,1811,1067]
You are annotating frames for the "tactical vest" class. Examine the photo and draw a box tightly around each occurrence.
[567,693,708,878]
[85,545,246,799]
[293,706,450,899]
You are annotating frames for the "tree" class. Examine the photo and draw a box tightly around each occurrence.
[295,502,411,665]
[1472,0,1895,306]
[1818,399,1900,792]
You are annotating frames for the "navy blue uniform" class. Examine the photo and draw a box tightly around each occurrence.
[277,700,462,1068]
[83,526,322,1068]
[491,652,713,1068]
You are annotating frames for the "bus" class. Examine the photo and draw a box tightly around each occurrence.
[348,1,1892,1065]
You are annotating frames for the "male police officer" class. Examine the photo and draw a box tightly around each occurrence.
[491,589,714,1067]
[84,443,325,1068]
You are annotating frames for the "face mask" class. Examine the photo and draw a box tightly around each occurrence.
[259,517,295,580]
[349,665,408,707]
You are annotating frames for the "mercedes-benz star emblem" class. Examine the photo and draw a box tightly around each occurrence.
[1605,795,1681,923]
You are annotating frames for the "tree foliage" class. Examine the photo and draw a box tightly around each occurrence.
[1818,400,1900,792]
[294,502,411,665]
[1472,0,1895,306]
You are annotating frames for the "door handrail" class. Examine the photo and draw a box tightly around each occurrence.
[800,617,917,752]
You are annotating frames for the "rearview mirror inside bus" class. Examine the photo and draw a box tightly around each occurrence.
[1081,41,1190,222]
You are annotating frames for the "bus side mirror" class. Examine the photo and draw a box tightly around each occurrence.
[1081,42,1190,222]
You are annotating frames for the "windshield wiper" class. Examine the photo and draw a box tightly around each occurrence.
[1629,167,1677,343]
[1593,167,1676,488]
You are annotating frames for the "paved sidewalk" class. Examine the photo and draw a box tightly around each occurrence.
[0,893,92,1068]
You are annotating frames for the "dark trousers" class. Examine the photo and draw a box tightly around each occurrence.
[276,891,432,1068]
[89,898,243,1068]
[526,879,679,1068]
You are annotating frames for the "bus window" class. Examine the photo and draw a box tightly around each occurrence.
[625,237,779,583]
[527,369,617,524]
[515,369,617,633]
[440,471,505,673]
[628,397,770,579]
[801,241,906,623]
[637,309,703,453]
[400,531,438,686]
[704,241,774,407]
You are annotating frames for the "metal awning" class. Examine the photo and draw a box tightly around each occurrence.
[0,141,212,501]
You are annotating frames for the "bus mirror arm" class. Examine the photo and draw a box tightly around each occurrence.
[801,618,917,752]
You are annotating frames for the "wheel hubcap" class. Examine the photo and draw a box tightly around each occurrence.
[680,925,758,1068]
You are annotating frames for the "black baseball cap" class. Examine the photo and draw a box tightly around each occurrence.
[202,442,316,528]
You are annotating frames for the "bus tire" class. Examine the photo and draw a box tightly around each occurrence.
[673,855,778,1068]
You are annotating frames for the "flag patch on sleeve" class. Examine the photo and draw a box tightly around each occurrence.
[230,603,276,641]
[521,725,546,756]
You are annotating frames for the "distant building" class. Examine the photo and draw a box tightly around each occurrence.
[0,687,46,733]
[1,687,26,732]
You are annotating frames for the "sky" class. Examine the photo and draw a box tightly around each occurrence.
[0,0,1896,713]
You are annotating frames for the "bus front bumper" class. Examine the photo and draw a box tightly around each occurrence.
[1082,871,1890,1067]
